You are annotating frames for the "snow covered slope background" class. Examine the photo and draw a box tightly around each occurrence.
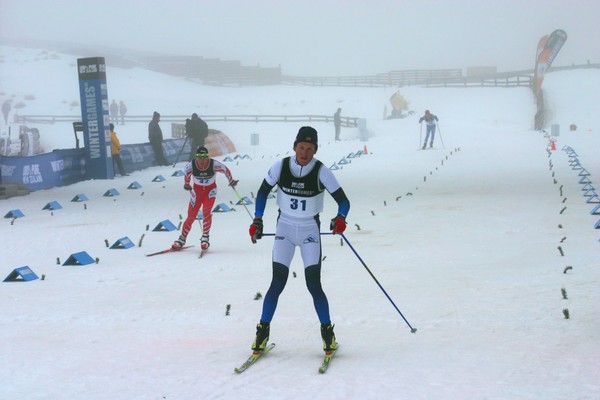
[1,47,599,400]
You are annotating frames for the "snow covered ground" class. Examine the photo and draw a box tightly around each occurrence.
[1,47,599,400]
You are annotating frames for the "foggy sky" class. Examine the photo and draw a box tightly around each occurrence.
[1,0,598,76]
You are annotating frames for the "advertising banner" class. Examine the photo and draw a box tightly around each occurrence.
[77,57,113,179]
[533,29,567,98]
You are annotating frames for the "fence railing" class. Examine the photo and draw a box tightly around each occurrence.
[281,69,464,87]
[15,114,359,127]
[422,74,533,88]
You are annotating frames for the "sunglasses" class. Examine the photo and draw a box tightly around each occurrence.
[196,153,208,158]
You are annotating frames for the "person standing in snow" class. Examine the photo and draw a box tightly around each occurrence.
[185,113,209,160]
[2,99,11,124]
[333,107,342,141]
[148,111,169,166]
[109,123,128,176]
[247,126,350,355]
[171,146,238,252]
[109,100,118,124]
[118,101,127,125]
[419,110,439,149]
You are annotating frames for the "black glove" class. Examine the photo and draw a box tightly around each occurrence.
[184,184,192,191]
[229,179,239,187]
[330,214,347,235]
[249,217,263,243]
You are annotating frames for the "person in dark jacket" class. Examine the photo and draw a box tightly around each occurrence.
[148,111,169,166]
[185,113,209,160]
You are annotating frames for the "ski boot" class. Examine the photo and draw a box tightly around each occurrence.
[171,235,186,251]
[321,322,338,352]
[422,143,427,150]
[429,142,433,148]
[201,234,210,250]
[252,322,270,353]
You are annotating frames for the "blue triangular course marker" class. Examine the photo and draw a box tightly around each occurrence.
[329,163,340,170]
[171,170,185,177]
[152,175,166,182]
[153,219,177,231]
[346,152,357,158]
[582,183,595,191]
[127,181,142,189]
[578,169,590,177]
[234,154,244,160]
[591,205,600,215]
[62,251,95,266]
[110,236,135,249]
[572,163,582,170]
[196,213,203,220]
[222,156,234,162]
[338,157,350,165]
[586,194,600,204]
[241,154,251,159]
[213,203,234,212]
[579,176,592,184]
[594,220,600,229]
[3,266,39,282]
[71,194,89,202]
[267,192,276,199]
[4,209,25,218]
[43,201,62,210]
[236,196,253,205]
[356,150,366,156]
[583,189,597,197]
[104,188,120,197]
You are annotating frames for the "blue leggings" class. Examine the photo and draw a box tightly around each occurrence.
[261,262,331,324]
[424,124,436,144]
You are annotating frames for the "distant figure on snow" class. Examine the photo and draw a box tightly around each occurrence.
[185,113,209,160]
[109,100,118,124]
[2,99,12,124]
[110,123,128,176]
[418,110,439,149]
[148,111,169,166]
[333,108,342,141]
[118,101,127,125]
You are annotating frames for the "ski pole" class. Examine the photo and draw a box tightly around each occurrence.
[419,122,422,150]
[172,136,189,167]
[341,233,417,333]
[436,122,445,148]
[230,185,254,219]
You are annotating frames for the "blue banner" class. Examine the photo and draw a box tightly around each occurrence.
[0,139,188,190]
[77,57,113,179]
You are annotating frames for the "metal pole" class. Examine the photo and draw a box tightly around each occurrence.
[436,122,445,148]
[172,136,189,167]
[341,233,417,333]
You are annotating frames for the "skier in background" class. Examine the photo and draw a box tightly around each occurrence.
[172,146,238,252]
[247,126,350,355]
[419,110,439,149]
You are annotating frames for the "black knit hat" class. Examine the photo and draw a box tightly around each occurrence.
[195,146,209,157]
[294,126,318,149]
